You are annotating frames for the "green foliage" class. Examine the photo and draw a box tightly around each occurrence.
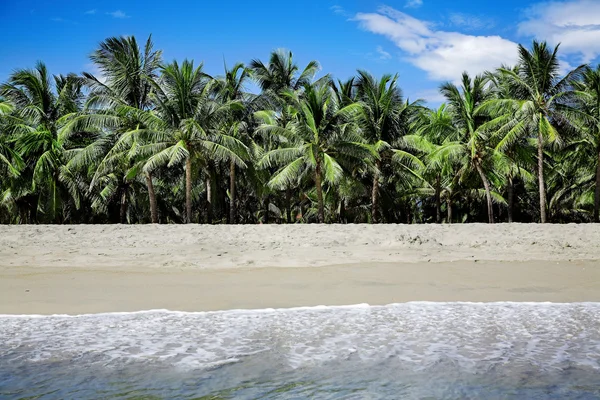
[1,36,599,224]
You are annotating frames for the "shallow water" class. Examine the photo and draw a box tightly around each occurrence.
[1,303,600,399]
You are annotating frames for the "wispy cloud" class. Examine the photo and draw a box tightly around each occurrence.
[107,10,129,19]
[376,46,392,60]
[84,9,97,15]
[519,0,600,63]
[330,5,350,17]
[353,6,519,81]
[405,0,423,9]
[448,13,494,30]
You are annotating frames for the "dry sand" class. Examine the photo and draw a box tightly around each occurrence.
[1,224,599,314]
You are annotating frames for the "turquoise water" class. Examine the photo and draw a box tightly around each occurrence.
[1,303,600,399]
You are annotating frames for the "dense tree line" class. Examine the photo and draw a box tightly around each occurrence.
[1,36,599,224]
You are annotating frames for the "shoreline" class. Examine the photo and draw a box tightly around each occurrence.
[1,224,600,315]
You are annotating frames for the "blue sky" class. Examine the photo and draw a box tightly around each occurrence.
[1,0,600,104]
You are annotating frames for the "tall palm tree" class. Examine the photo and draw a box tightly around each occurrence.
[354,70,422,223]
[257,82,374,223]
[437,72,496,223]
[493,41,585,223]
[138,60,248,223]
[250,49,319,95]
[1,62,84,222]
[250,49,321,222]
[567,65,600,221]
[215,62,253,224]
[81,35,163,223]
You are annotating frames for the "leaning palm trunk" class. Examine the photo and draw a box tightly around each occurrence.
[229,160,236,224]
[285,186,292,223]
[537,130,547,223]
[507,176,514,223]
[185,157,192,224]
[315,164,325,223]
[435,175,441,223]
[371,160,381,223]
[120,186,128,224]
[447,197,452,224]
[206,174,212,224]
[146,172,158,224]
[595,147,600,222]
[475,162,494,224]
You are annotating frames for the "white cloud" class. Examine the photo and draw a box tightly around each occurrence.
[84,9,97,15]
[518,0,600,63]
[354,6,519,81]
[107,10,129,19]
[448,13,494,30]
[331,5,349,16]
[405,0,423,9]
[376,46,392,60]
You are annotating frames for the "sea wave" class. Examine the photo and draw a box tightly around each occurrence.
[1,302,599,372]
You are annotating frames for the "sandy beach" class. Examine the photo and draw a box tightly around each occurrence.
[1,224,600,314]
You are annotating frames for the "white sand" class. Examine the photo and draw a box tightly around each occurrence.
[1,224,599,314]
[1,224,599,269]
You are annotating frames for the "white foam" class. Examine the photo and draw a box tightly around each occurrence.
[1,302,599,373]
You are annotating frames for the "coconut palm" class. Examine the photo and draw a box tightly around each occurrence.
[354,70,422,222]
[132,60,248,223]
[491,41,585,222]
[80,35,163,223]
[1,62,85,222]
[250,49,319,96]
[435,72,496,223]
[257,81,374,223]
[566,65,600,221]
[215,62,253,224]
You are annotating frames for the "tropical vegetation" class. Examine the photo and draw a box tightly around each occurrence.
[1,36,598,224]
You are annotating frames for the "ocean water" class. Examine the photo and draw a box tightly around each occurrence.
[1,302,600,399]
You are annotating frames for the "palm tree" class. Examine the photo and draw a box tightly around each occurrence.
[567,65,600,221]
[250,49,321,222]
[437,72,496,223]
[354,70,422,223]
[250,49,320,95]
[493,41,585,223]
[215,62,253,224]
[257,82,374,223]
[1,62,84,222]
[138,60,248,223]
[81,35,163,223]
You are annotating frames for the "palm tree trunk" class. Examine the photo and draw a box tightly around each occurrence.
[120,186,128,224]
[537,129,547,223]
[285,186,292,223]
[595,147,600,222]
[339,198,346,224]
[371,159,381,223]
[315,164,325,223]
[507,176,514,223]
[206,173,212,224]
[229,160,236,224]
[264,196,270,224]
[435,174,441,223]
[475,163,494,224]
[146,172,158,224]
[447,197,452,224]
[185,157,192,224]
